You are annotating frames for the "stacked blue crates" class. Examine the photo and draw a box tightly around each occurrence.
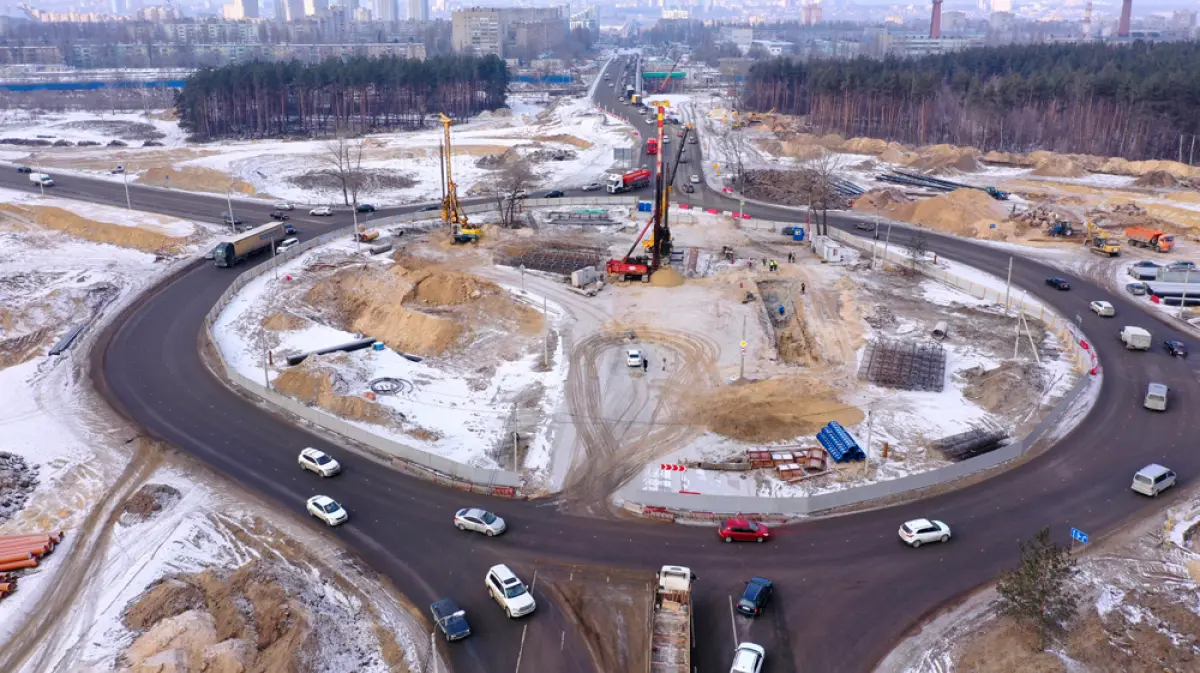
[816,421,866,463]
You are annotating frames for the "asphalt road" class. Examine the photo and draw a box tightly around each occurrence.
[39,56,1200,672]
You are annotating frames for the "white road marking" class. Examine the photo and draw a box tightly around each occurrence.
[514,623,529,673]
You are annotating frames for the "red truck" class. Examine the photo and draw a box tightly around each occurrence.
[646,138,658,155]
[605,168,652,194]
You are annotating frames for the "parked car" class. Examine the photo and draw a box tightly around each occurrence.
[735,577,773,616]
[582,182,602,191]
[270,210,290,220]
[1167,261,1197,271]
[356,203,376,213]
[454,508,506,536]
[485,564,536,618]
[430,599,471,641]
[276,237,300,254]
[626,349,643,367]
[898,518,951,548]
[283,223,297,235]
[1164,339,1188,357]
[15,166,32,173]
[544,190,565,198]
[690,175,701,184]
[274,202,295,211]
[221,213,243,226]
[111,165,124,174]
[309,206,333,216]
[1089,300,1115,317]
[297,447,341,477]
[1126,282,1148,296]
[718,517,771,543]
[1131,463,1176,497]
[730,642,766,673]
[1045,277,1070,290]
[306,495,348,526]
[682,184,695,194]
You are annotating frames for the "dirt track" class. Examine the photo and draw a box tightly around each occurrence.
[558,327,719,516]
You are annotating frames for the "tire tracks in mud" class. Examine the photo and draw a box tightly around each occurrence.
[559,327,720,516]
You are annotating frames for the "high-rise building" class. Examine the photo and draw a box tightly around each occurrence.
[407,0,428,21]
[990,0,1012,13]
[304,0,329,17]
[224,0,259,19]
[111,0,128,14]
[376,0,399,21]
[451,7,566,59]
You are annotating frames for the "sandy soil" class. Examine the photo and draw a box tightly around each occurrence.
[537,565,654,673]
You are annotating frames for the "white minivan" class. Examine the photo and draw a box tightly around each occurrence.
[1144,383,1168,411]
[1131,464,1176,497]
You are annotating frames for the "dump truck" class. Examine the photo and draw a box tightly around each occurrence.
[649,565,694,673]
[212,222,287,267]
[605,168,651,194]
[1125,227,1175,253]
[646,138,659,155]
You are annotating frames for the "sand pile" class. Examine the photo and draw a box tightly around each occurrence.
[695,377,864,443]
[1134,170,1180,188]
[878,147,919,165]
[137,166,258,195]
[0,204,188,253]
[982,150,1033,166]
[842,137,893,155]
[407,269,486,306]
[534,134,594,149]
[1099,157,1198,179]
[649,267,685,287]
[909,144,981,173]
[1032,155,1088,178]
[781,141,826,161]
[273,358,391,424]
[961,361,1045,416]
[888,189,1008,236]
[852,188,913,213]
[261,311,308,331]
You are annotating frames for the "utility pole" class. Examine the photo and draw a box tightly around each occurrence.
[225,186,236,234]
[543,295,549,368]
[1003,256,1013,314]
[351,199,361,254]
[739,315,746,380]
[864,408,873,473]
[1180,267,1192,319]
[881,221,893,267]
[511,404,520,471]
[122,164,132,210]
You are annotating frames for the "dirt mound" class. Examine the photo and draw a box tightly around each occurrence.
[890,189,1008,236]
[1032,154,1088,178]
[852,188,913,213]
[273,359,390,424]
[137,166,258,195]
[125,609,219,669]
[1134,170,1180,188]
[781,141,827,160]
[910,144,981,173]
[649,267,685,287]
[879,147,919,165]
[409,269,487,306]
[1098,157,1198,178]
[694,377,864,443]
[120,483,182,524]
[534,134,594,149]
[0,451,38,524]
[842,137,892,155]
[260,311,307,331]
[961,361,1045,416]
[982,150,1033,166]
[124,579,207,630]
[0,203,188,253]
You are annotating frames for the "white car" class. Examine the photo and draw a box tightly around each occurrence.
[276,237,300,254]
[581,182,602,192]
[663,136,671,144]
[731,642,765,673]
[274,202,295,211]
[306,495,348,526]
[455,508,506,536]
[690,175,701,184]
[309,206,333,216]
[626,349,643,367]
[898,518,951,548]
[485,564,536,618]
[298,447,341,477]
[1089,300,1115,317]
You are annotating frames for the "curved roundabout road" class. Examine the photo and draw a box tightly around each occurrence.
[9,79,1200,672]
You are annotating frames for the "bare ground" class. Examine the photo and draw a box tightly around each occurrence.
[536,564,654,673]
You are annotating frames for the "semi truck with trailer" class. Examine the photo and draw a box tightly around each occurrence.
[649,565,694,673]
[605,169,652,194]
[213,222,288,267]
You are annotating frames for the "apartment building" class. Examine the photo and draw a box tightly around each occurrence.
[451,6,566,59]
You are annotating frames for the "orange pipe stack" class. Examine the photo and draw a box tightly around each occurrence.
[0,531,67,597]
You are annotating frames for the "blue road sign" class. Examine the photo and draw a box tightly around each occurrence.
[1070,527,1089,545]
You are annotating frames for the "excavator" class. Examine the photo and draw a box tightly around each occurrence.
[1084,220,1121,257]
[438,113,482,244]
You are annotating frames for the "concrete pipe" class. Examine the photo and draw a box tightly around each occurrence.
[932,321,949,340]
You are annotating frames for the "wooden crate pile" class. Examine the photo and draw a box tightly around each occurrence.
[745,449,828,481]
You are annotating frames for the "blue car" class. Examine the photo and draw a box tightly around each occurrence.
[283,223,296,235]
[431,599,471,641]
[736,577,774,616]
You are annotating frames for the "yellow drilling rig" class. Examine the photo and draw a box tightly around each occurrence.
[438,113,482,244]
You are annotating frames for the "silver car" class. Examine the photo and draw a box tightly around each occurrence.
[454,508,506,536]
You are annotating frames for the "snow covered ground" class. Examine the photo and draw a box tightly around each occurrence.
[211,238,571,479]
[0,109,187,147]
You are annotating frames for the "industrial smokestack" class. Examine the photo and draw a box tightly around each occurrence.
[930,0,943,38]
[1118,0,1132,36]
[1083,0,1092,36]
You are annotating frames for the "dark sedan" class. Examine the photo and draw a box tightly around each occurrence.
[356,203,376,213]
[1164,339,1188,358]
[419,204,440,212]
[544,190,565,198]
[269,210,290,220]
[431,599,471,641]
[221,213,243,226]
[736,577,774,616]
[1045,277,1071,291]
[16,166,32,173]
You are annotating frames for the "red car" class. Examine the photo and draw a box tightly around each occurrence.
[719,517,771,543]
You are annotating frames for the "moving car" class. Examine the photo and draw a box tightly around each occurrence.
[1045,277,1070,291]
[689,136,697,144]
[298,447,341,476]
[274,202,295,211]
[682,184,695,194]
[454,507,506,536]
[730,642,766,673]
[1164,339,1188,357]
[581,182,602,191]
[1126,282,1147,296]
[855,221,876,231]
[485,564,536,618]
[1089,300,1115,317]
[283,223,297,235]
[663,136,670,144]
[626,349,643,367]
[269,210,290,220]
[1144,382,1168,411]
[898,518,951,547]
[735,577,773,616]
[306,495,348,526]
[222,213,243,226]
[544,190,565,198]
[276,237,300,254]
[15,166,31,173]
[356,203,376,213]
[309,206,333,216]
[430,599,471,641]
[690,174,700,184]
[1131,463,1175,497]
[718,517,771,543]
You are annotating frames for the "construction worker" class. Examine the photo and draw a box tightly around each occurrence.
[642,358,649,373]
[801,282,806,294]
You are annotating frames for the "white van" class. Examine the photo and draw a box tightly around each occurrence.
[1144,383,1168,411]
[1131,464,1176,497]
[1119,326,1151,350]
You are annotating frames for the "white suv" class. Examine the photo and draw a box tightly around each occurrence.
[306,495,348,526]
[298,447,341,477]
[485,564,536,618]
[731,642,765,673]
[898,518,951,548]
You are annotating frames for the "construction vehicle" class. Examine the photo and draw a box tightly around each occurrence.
[1124,226,1175,253]
[1047,222,1075,237]
[646,138,658,155]
[746,108,776,125]
[648,565,694,673]
[435,113,482,244]
[605,169,651,194]
[354,229,380,243]
[625,84,635,99]
[652,55,683,94]
[212,222,287,268]
[1085,221,1121,256]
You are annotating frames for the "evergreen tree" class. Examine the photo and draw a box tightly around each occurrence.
[994,527,1080,651]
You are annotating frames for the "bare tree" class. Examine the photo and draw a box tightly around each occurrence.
[717,124,748,195]
[801,151,839,237]
[318,135,367,206]
[488,159,537,228]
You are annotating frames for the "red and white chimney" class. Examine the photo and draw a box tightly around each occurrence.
[930,0,943,38]
[1118,0,1132,37]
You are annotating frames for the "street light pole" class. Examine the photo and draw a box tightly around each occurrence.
[351,199,361,254]
[122,165,132,210]
[225,186,236,234]
[881,221,894,267]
